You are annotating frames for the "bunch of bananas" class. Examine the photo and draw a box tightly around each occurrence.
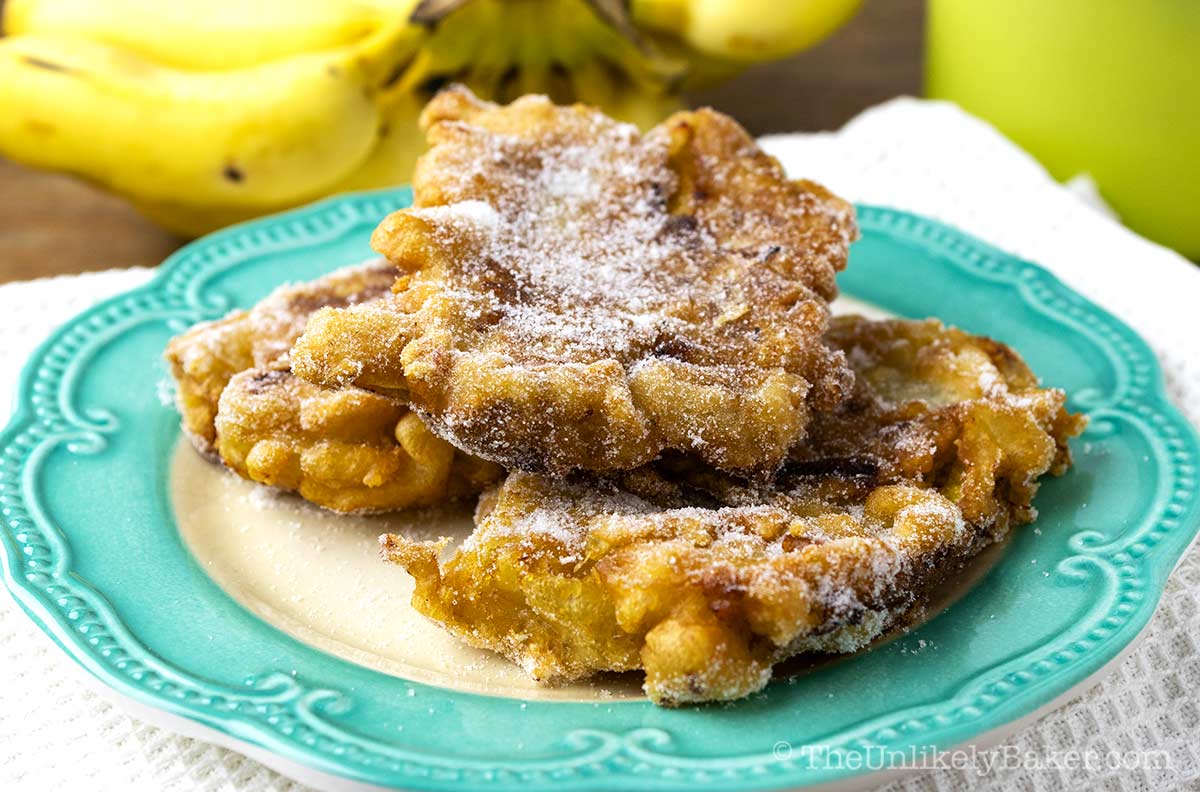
[0,0,861,237]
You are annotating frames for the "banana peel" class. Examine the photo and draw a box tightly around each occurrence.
[0,17,426,235]
[632,0,864,64]
[4,0,421,70]
[134,90,432,237]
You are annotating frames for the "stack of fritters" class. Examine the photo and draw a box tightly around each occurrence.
[290,86,858,476]
[166,87,1085,705]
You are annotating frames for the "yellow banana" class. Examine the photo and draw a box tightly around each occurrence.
[3,0,419,70]
[0,20,423,215]
[132,90,431,236]
[631,0,863,62]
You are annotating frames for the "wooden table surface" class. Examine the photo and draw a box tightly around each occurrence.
[0,0,923,284]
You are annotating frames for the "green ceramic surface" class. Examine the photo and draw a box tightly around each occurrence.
[925,0,1200,258]
[1,188,1197,791]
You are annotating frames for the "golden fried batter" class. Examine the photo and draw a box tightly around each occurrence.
[382,316,1086,704]
[165,261,500,513]
[216,369,499,513]
[165,260,396,452]
[292,86,858,476]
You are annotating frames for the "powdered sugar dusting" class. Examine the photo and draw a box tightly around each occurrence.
[388,88,856,371]
[406,123,701,361]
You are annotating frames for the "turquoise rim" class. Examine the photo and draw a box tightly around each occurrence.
[0,187,1197,791]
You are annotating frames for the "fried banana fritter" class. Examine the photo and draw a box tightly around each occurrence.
[382,316,1086,705]
[215,369,499,513]
[165,259,396,452]
[292,86,858,477]
[165,261,500,513]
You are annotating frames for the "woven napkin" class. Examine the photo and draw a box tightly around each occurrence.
[1,98,1198,791]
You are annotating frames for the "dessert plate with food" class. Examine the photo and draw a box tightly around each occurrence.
[1,89,1196,791]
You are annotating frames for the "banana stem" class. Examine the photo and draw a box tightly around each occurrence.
[350,11,427,91]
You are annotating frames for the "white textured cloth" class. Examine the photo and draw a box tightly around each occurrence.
[1,98,1198,792]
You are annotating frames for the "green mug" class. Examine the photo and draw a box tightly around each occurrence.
[926,0,1200,259]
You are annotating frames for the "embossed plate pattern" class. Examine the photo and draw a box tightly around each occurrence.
[1,188,1197,791]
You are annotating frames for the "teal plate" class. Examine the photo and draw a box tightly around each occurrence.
[2,188,1198,791]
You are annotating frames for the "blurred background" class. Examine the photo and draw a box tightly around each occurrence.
[0,0,1194,283]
